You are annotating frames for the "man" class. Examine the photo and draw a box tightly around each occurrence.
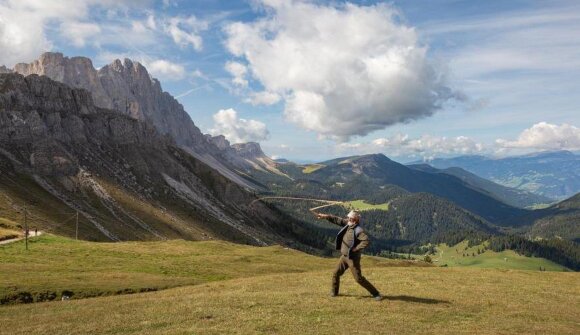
[316,210,382,301]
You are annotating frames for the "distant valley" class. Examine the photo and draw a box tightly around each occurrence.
[422,151,580,200]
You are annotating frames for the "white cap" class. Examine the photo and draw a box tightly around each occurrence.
[347,210,360,220]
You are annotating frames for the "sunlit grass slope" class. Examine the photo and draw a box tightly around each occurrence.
[0,234,410,304]
[433,241,568,271]
[1,267,578,334]
[343,199,390,211]
[302,164,326,174]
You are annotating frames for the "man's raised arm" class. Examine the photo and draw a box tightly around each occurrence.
[315,213,347,227]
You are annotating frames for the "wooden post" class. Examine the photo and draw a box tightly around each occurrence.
[75,211,79,240]
[24,206,28,251]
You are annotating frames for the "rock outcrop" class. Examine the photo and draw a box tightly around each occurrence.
[11,53,264,189]
[0,72,311,248]
[13,53,205,148]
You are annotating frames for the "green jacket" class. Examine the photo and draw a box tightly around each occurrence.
[325,215,370,258]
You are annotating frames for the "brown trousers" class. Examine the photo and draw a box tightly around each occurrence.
[331,254,379,296]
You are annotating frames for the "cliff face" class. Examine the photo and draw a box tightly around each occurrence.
[11,52,265,190]
[13,53,205,148]
[0,72,310,247]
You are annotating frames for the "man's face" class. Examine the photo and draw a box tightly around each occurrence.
[347,217,359,226]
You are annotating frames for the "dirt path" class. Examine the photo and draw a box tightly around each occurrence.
[0,231,43,245]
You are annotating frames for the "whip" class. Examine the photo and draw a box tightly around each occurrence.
[249,196,344,214]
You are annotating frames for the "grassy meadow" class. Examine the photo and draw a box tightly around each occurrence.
[0,234,411,304]
[343,199,390,211]
[0,234,578,334]
[0,265,578,334]
[432,241,568,271]
[301,164,326,174]
[0,227,20,241]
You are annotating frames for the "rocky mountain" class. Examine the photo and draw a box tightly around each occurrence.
[10,52,262,190]
[408,164,554,208]
[0,72,323,250]
[423,151,580,200]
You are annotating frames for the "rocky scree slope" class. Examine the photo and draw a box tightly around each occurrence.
[0,72,318,249]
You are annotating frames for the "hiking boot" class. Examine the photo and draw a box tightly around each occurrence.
[373,294,383,301]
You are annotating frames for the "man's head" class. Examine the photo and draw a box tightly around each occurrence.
[347,210,361,226]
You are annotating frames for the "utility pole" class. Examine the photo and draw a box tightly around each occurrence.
[24,206,28,251]
[75,211,79,240]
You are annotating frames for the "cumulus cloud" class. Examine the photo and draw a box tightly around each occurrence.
[245,91,281,105]
[60,21,101,47]
[224,61,248,87]
[336,133,485,159]
[224,0,460,141]
[142,59,186,81]
[0,1,54,66]
[0,0,157,66]
[496,122,580,150]
[0,1,208,68]
[209,108,270,144]
[164,15,208,51]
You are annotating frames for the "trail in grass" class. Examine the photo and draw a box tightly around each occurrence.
[0,231,43,245]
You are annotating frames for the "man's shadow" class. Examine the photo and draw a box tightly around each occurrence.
[383,295,450,304]
[340,294,450,304]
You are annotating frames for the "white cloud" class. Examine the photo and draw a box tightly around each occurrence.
[142,59,186,81]
[0,1,209,68]
[224,0,460,141]
[0,3,53,66]
[245,91,281,105]
[0,0,153,66]
[209,108,270,144]
[164,15,208,51]
[496,122,580,151]
[224,61,248,87]
[60,21,101,47]
[336,133,485,159]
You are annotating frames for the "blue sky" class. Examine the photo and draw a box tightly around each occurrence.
[1,0,579,162]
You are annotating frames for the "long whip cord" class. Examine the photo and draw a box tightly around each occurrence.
[249,196,344,214]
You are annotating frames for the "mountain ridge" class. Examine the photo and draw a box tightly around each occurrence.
[9,52,265,190]
[0,72,322,250]
[408,164,554,208]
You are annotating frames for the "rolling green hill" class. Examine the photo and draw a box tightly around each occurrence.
[430,241,568,271]
[273,154,528,224]
[509,193,580,241]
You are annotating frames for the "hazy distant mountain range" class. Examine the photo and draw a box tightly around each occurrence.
[420,151,580,200]
[407,164,553,208]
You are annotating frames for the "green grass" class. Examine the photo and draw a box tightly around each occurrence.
[1,236,578,334]
[343,199,389,211]
[1,267,578,334]
[0,227,20,241]
[429,241,568,271]
[0,234,408,304]
[302,164,325,174]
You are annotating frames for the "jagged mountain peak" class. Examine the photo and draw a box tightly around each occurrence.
[231,142,265,159]
[0,65,13,74]
[9,52,272,190]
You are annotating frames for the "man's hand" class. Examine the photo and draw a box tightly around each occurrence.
[315,213,330,220]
